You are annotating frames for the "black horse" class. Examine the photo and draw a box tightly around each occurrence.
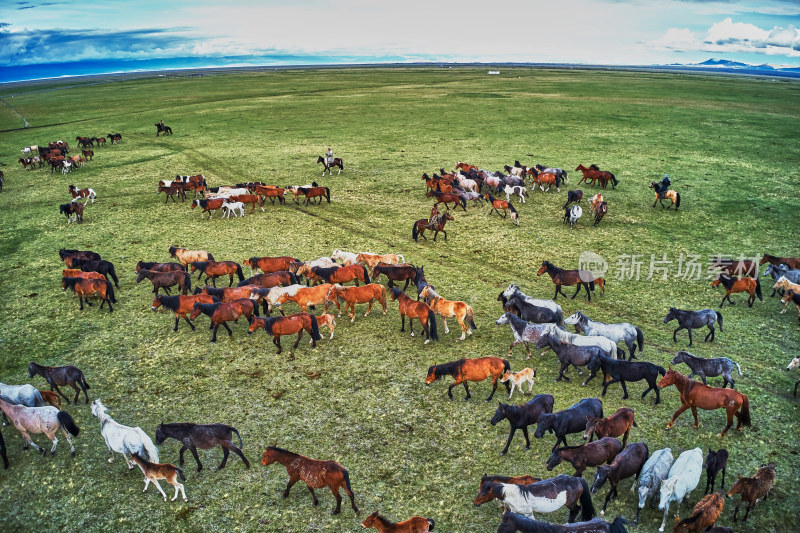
[563,189,583,209]
[500,293,563,325]
[69,258,120,288]
[703,448,728,494]
[591,442,649,517]
[490,394,554,456]
[28,361,91,405]
[414,265,429,300]
[534,398,603,451]
[663,307,723,347]
[154,422,250,472]
[587,355,666,405]
[496,512,629,533]
[155,123,173,136]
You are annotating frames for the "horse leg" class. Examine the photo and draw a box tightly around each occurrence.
[486,377,499,402]
[217,445,230,469]
[210,324,219,342]
[619,380,629,400]
[690,407,700,428]
[292,330,303,349]
[687,327,694,347]
[658,501,671,532]
[183,316,196,331]
[718,408,735,437]
[501,428,517,456]
[275,336,283,354]
[189,445,203,472]
[364,300,374,318]
[463,382,471,401]
[69,382,81,404]
[153,479,169,501]
[61,426,75,457]
[557,362,571,382]
[52,383,72,405]
[442,317,449,335]
[705,325,714,342]
[400,314,405,332]
[666,404,689,429]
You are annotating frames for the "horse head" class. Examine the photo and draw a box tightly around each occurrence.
[424,364,440,384]
[545,448,563,471]
[592,465,611,493]
[490,403,508,426]
[533,413,553,438]
[663,308,678,323]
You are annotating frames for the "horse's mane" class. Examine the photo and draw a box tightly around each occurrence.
[433,359,466,376]
[716,275,735,289]
[589,164,600,170]
[192,261,209,270]
[157,295,182,312]
[267,445,298,457]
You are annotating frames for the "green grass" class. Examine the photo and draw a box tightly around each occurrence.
[0,67,799,532]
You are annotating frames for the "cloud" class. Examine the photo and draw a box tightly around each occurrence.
[654,17,800,56]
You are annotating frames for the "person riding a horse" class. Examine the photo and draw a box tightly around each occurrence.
[429,202,441,225]
[656,175,671,198]
[326,147,334,166]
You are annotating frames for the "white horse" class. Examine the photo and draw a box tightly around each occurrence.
[565,311,644,360]
[0,383,44,425]
[632,447,673,525]
[502,183,528,203]
[544,323,620,358]
[457,174,479,193]
[222,201,245,218]
[21,145,38,155]
[332,249,359,266]
[91,399,158,469]
[658,447,703,532]
[565,205,582,228]
[62,160,72,174]
[251,284,305,314]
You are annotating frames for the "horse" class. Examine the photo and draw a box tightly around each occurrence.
[649,181,681,210]
[501,183,528,203]
[191,198,225,218]
[535,333,605,384]
[268,283,330,314]
[169,246,215,266]
[632,448,673,525]
[93,136,106,146]
[356,251,405,270]
[703,449,728,494]
[243,256,299,275]
[563,190,583,209]
[155,422,249,472]
[500,284,563,322]
[135,260,185,273]
[91,399,158,469]
[325,284,387,322]
[673,491,724,532]
[490,394,554,455]
[255,185,286,205]
[534,398,603,451]
[670,351,742,389]
[546,437,622,478]
[583,407,637,447]
[726,463,775,522]
[500,295,563,332]
[331,249,359,266]
[62,269,106,282]
[413,266,429,300]
[155,123,173,136]
[663,307,722,347]
[297,185,331,205]
[131,453,186,502]
[537,261,595,301]
[412,212,454,242]
[657,448,703,532]
[390,287,438,343]
[189,299,256,342]
[787,356,800,396]
[484,193,516,219]
[541,323,619,358]
[60,202,84,224]
[40,390,62,408]
[711,275,762,307]
[68,185,96,204]
[60,248,101,263]
[495,512,628,533]
[107,133,122,144]
[576,164,617,188]
[657,368,751,437]
[81,149,94,161]
[239,271,299,289]
[499,368,535,398]
[473,475,596,523]
[261,446,358,515]
[316,155,344,175]
[760,253,800,270]
[316,314,336,340]
[28,361,91,405]
[586,355,666,405]
[151,294,218,331]
[361,511,434,532]
[221,201,245,218]
[312,264,370,286]
[136,269,191,295]
[427,189,466,211]
[591,201,608,226]
[425,357,509,401]
[532,172,562,193]
[535,164,569,183]
[780,288,800,319]
[68,258,119,287]
[190,261,244,287]
[0,395,80,457]
[591,442,649,517]
[565,311,643,360]
[372,263,416,290]
[0,383,44,425]
[158,184,185,203]
[564,205,582,229]
[62,277,115,312]
[419,285,476,340]
[770,272,800,298]
[247,313,321,354]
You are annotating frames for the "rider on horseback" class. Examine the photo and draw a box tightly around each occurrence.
[656,174,671,198]
[326,147,334,166]
[429,202,441,226]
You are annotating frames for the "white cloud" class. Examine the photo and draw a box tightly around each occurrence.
[654,17,800,57]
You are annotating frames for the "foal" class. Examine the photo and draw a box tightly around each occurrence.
[703,449,728,494]
[130,452,187,502]
[361,511,434,532]
[727,463,775,522]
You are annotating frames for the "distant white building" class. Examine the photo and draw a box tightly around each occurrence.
[488,70,500,75]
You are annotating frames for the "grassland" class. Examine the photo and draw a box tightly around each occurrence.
[0,67,798,532]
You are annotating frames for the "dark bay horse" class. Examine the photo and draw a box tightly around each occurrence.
[136,269,191,295]
[726,463,775,522]
[62,277,116,312]
[591,442,649,517]
[425,357,510,401]
[663,307,722,347]
[261,446,358,515]
[537,261,595,301]
[583,407,637,447]
[372,263,416,290]
[155,123,173,136]
[389,287,438,343]
[155,422,249,472]
[658,368,750,437]
[412,212,454,242]
[28,361,90,405]
[546,437,622,478]
[496,512,628,533]
[189,299,257,342]
[317,155,344,175]
[536,332,604,384]
[760,253,800,270]
[136,261,185,273]
[490,394,554,455]
[534,398,603,451]
[587,355,666,405]
[69,258,119,287]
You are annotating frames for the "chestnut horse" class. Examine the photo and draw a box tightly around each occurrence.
[189,299,256,342]
[425,356,510,401]
[726,463,775,522]
[418,285,476,340]
[427,189,466,210]
[272,283,333,313]
[361,511,434,532]
[297,185,330,205]
[39,390,62,408]
[130,453,186,502]
[261,446,358,515]
[657,368,750,437]
[711,275,762,307]
[311,264,370,286]
[760,253,800,270]
[169,246,214,266]
[673,492,724,532]
[247,313,321,354]
[537,261,595,301]
[389,287,438,343]
[62,277,116,312]
[151,294,218,331]
[583,407,637,447]
[239,271,299,289]
[325,284,387,322]
[243,256,299,275]
[190,261,245,287]
[62,268,106,281]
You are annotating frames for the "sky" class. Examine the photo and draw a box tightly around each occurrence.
[1,0,800,81]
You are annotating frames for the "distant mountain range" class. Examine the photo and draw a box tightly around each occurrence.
[668,58,800,75]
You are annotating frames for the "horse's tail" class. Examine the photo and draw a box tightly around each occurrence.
[105,280,117,304]
[56,410,80,437]
[674,514,703,532]
[426,518,435,531]
[342,468,354,495]
[107,264,119,287]
[636,326,644,352]
[466,305,477,330]
[427,309,439,341]
[502,359,511,374]
[136,428,159,463]
[235,263,245,282]
[657,365,666,377]
[176,466,186,483]
[579,477,597,520]
[80,371,91,390]
[675,192,681,210]
[715,311,723,332]
[324,187,331,203]
[755,277,763,301]
[339,160,344,170]
[739,394,751,426]
[361,265,371,284]
[184,271,192,292]
[734,361,743,376]
[309,314,322,341]
[230,426,243,448]
[412,221,420,242]
[610,172,618,187]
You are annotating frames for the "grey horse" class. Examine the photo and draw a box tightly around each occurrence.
[495,312,555,359]
[671,351,743,388]
[565,311,644,360]
[663,307,722,347]
[0,383,44,425]
[632,447,674,525]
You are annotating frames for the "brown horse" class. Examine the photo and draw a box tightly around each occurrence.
[356,252,406,272]
[169,246,215,266]
[314,264,371,286]
[136,269,191,295]
[272,283,333,313]
[62,277,116,312]
[158,184,185,203]
[135,261,185,273]
[151,294,218,331]
[130,453,187,502]
[389,287,438,343]
[361,511,434,532]
[760,253,800,270]
[673,491,724,532]
[316,314,336,339]
[190,261,245,287]
[297,185,330,205]
[0,397,80,456]
[229,194,264,213]
[189,299,257,342]
[583,407,637,447]
[709,258,757,278]
[711,275,762,307]
[454,161,478,172]
[28,361,91,405]
[39,390,62,408]
[537,260,595,301]
[427,189,466,210]
[425,356,510,401]
[326,284,387,322]
[479,474,542,489]
[371,263,416,290]
[243,256,299,275]
[657,368,751,437]
[239,271,298,289]
[247,313,321,354]
[62,268,106,281]
[419,285,476,340]
[576,164,617,189]
[261,446,358,515]
[726,463,775,522]
[545,437,623,477]
[649,181,680,209]
[412,212,454,242]
[591,201,608,226]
